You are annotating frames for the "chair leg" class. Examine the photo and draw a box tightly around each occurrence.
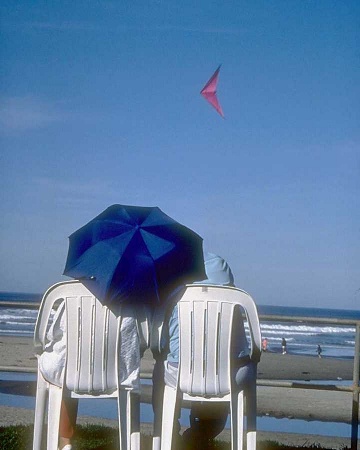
[47,384,63,450]
[231,389,244,450]
[118,391,140,450]
[152,387,162,450]
[245,384,257,450]
[130,393,140,450]
[152,436,161,450]
[118,390,129,450]
[160,385,177,450]
[247,431,256,450]
[33,370,48,450]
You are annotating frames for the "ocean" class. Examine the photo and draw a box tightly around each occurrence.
[0,291,359,360]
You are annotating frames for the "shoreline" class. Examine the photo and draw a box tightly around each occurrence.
[0,336,355,381]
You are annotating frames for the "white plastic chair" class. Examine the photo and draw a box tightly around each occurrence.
[159,284,262,450]
[33,280,148,450]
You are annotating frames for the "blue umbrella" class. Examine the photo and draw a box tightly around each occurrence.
[63,204,206,306]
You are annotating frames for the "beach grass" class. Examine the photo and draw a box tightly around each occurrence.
[0,424,349,450]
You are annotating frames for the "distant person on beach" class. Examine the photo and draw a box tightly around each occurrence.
[39,300,148,450]
[282,337,287,354]
[262,337,269,352]
[152,252,258,449]
[317,344,322,358]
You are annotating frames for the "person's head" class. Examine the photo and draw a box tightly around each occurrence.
[196,252,235,287]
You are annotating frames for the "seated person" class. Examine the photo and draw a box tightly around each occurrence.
[152,252,258,448]
[39,299,149,450]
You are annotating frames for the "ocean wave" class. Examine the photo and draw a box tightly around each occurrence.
[259,323,355,334]
[260,330,316,337]
[0,311,38,320]
[0,314,35,320]
[0,317,37,326]
[0,308,52,323]
[263,336,294,342]
[0,329,33,336]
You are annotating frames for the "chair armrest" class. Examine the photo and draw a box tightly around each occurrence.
[237,291,262,363]
[33,283,65,354]
[246,307,262,363]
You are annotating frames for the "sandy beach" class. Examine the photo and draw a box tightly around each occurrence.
[0,336,358,448]
[0,336,355,381]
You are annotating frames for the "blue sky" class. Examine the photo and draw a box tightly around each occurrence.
[1,1,359,309]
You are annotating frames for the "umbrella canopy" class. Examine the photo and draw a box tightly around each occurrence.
[63,204,206,306]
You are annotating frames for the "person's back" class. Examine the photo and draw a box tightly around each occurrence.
[154,252,255,448]
[166,252,249,365]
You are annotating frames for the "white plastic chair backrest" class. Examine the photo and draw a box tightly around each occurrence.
[34,281,134,394]
[64,288,122,393]
[177,284,261,397]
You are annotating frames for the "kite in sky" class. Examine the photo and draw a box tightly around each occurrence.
[200,65,224,118]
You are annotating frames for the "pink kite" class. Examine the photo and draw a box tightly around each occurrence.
[200,65,224,118]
